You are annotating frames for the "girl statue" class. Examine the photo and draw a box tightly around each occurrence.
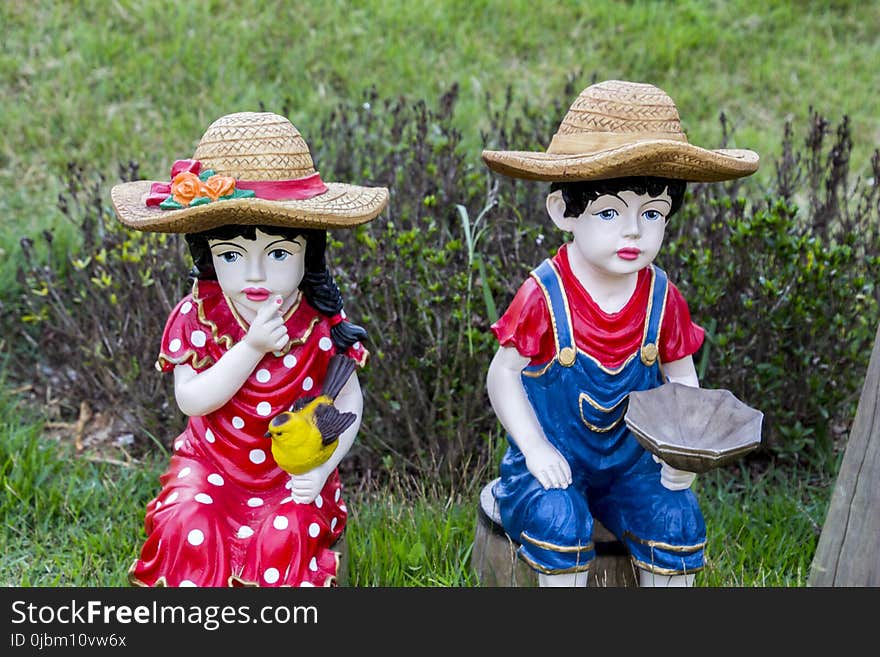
[481,80,759,587]
[111,111,388,587]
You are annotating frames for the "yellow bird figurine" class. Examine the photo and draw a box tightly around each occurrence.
[265,354,357,475]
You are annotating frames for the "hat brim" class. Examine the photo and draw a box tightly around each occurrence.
[481,140,759,183]
[111,180,389,233]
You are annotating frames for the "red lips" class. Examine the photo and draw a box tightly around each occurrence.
[243,287,271,301]
[617,248,641,261]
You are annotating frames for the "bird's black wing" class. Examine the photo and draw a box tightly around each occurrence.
[289,396,317,413]
[320,354,357,400]
[313,404,357,445]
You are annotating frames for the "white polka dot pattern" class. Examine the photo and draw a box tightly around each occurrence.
[191,330,207,347]
[138,284,355,588]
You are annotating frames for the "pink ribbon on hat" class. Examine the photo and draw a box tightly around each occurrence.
[234,174,327,200]
[145,159,328,207]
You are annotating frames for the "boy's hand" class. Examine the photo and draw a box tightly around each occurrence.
[243,295,288,354]
[525,441,572,490]
[654,455,696,490]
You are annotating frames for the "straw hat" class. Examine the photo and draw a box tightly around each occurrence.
[482,80,759,182]
[112,111,389,233]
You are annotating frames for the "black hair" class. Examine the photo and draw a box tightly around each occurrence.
[184,223,367,353]
[549,176,687,219]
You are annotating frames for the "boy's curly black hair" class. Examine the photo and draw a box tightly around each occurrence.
[550,176,687,218]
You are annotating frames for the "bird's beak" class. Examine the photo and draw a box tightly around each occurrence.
[264,431,272,438]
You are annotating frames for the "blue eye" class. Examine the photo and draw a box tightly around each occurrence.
[643,210,664,222]
[268,249,290,261]
[220,251,240,263]
[596,209,618,221]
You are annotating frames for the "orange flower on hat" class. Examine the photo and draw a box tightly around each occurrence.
[171,171,205,206]
[203,175,236,201]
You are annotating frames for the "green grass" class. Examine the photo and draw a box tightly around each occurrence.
[0,393,164,586]
[0,387,831,587]
[697,464,832,586]
[346,477,480,586]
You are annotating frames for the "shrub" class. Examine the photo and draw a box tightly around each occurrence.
[665,113,880,465]
[6,84,879,481]
[303,84,559,483]
[13,162,190,444]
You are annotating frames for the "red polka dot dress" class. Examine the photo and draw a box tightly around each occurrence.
[128,280,367,587]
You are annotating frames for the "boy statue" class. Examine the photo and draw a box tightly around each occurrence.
[482,80,759,586]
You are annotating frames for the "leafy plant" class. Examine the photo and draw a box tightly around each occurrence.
[665,111,880,464]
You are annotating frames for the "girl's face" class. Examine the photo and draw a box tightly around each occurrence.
[208,228,305,320]
[548,189,670,277]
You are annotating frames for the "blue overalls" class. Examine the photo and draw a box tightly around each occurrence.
[493,259,706,576]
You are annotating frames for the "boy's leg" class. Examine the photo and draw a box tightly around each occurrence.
[594,452,706,579]
[638,571,695,587]
[494,451,595,581]
[539,571,591,587]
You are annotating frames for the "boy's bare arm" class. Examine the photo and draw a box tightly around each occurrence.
[657,354,699,489]
[663,354,699,388]
[487,346,572,489]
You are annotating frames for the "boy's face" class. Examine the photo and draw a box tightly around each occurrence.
[547,189,670,277]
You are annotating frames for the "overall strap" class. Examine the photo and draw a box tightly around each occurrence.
[530,259,577,367]
[640,265,668,367]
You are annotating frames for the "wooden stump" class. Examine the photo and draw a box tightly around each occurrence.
[810,323,880,586]
[471,478,639,587]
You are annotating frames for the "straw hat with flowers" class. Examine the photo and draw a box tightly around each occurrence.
[112,111,389,233]
[482,79,759,183]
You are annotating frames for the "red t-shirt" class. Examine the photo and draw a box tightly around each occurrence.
[491,244,704,369]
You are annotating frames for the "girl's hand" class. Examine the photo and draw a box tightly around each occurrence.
[288,466,329,505]
[243,296,288,354]
[524,441,572,490]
